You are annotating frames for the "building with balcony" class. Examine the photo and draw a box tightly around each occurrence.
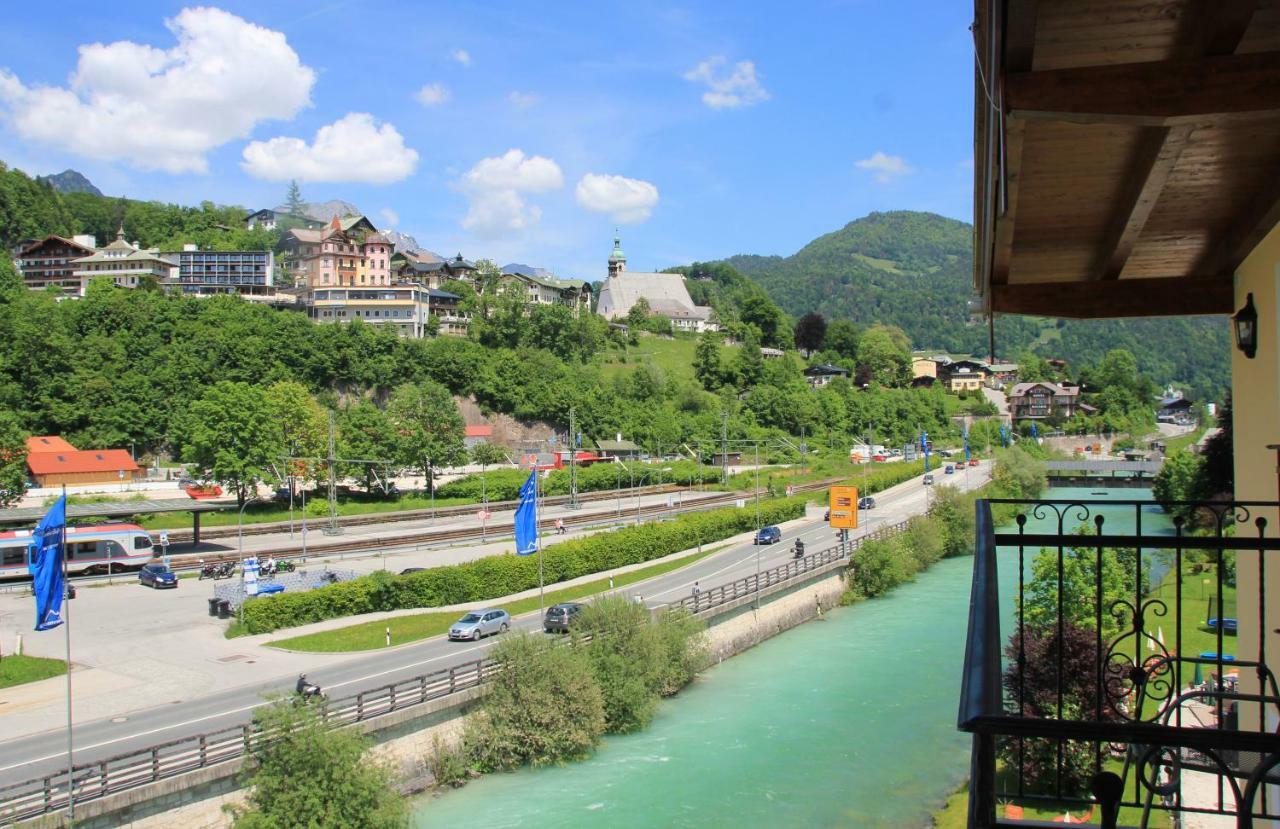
[1006,382,1086,423]
[303,283,431,338]
[161,246,275,297]
[960,4,1280,826]
[499,266,591,315]
[426,288,468,336]
[395,251,479,289]
[71,226,176,295]
[282,216,388,290]
[939,359,991,392]
[16,234,97,294]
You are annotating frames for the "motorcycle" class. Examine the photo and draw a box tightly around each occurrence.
[276,559,296,573]
[294,674,325,704]
[198,561,217,580]
[215,561,235,579]
[793,541,806,560]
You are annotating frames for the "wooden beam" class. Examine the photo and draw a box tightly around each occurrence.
[1196,177,1280,276]
[1003,0,1039,72]
[989,119,1025,286]
[1005,52,1280,125]
[991,277,1233,318]
[1091,126,1193,280]
[1196,0,1259,57]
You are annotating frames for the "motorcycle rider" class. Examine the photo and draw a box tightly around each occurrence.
[264,555,276,576]
[793,539,805,559]
[296,673,320,698]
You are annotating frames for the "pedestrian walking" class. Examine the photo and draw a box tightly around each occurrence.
[692,581,701,599]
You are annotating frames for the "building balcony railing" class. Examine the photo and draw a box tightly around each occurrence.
[959,497,1280,828]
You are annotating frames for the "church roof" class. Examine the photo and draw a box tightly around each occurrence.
[597,271,696,320]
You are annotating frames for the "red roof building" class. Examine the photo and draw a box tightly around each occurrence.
[464,424,493,448]
[25,437,140,487]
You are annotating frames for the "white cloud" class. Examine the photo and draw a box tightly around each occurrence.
[508,91,538,109]
[0,7,315,174]
[241,112,419,184]
[683,56,769,109]
[457,149,563,238]
[575,173,659,223]
[415,82,450,106]
[855,151,913,184]
[452,49,471,67]
[379,208,399,227]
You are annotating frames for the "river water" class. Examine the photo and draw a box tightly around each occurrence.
[413,487,1171,829]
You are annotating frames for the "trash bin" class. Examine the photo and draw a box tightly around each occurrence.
[217,599,233,619]
[208,597,221,617]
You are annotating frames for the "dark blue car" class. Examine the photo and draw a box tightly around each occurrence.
[754,526,782,545]
[139,562,178,589]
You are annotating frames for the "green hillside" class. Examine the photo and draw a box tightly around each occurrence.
[725,211,1231,402]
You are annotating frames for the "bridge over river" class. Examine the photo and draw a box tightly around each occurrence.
[1045,458,1162,488]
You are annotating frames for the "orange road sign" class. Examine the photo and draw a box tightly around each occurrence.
[828,485,858,530]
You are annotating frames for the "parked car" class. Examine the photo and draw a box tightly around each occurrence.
[968,459,980,467]
[923,474,935,486]
[139,563,178,589]
[871,454,887,462]
[754,526,782,545]
[399,567,425,576]
[858,496,876,510]
[544,602,584,633]
[448,608,510,641]
[944,465,955,474]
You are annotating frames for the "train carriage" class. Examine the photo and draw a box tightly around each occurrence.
[0,523,156,579]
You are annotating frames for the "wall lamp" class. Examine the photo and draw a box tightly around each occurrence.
[1233,292,1258,359]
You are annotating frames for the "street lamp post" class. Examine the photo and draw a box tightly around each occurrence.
[754,442,762,610]
[237,496,260,566]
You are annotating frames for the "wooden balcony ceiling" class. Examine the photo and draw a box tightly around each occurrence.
[974,0,1280,317]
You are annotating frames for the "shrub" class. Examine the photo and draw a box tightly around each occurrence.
[240,497,807,634]
[425,735,469,788]
[436,462,724,503]
[232,700,408,829]
[463,633,605,770]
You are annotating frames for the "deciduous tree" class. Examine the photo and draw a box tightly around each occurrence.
[178,381,281,506]
[793,311,827,355]
[385,381,466,490]
[0,411,28,508]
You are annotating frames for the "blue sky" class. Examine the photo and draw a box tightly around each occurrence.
[0,1,974,279]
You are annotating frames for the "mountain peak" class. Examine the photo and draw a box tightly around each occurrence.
[38,169,102,197]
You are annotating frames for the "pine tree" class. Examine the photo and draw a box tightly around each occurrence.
[284,180,306,217]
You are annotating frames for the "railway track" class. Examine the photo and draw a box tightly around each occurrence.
[160,483,689,544]
[158,478,839,573]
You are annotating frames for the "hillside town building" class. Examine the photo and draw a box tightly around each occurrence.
[16,234,97,294]
[71,226,176,295]
[161,246,275,298]
[24,435,140,488]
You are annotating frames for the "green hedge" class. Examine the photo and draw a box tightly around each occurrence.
[436,461,723,503]
[242,496,806,634]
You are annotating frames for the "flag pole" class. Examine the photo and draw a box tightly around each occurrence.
[61,484,74,820]
[535,461,544,614]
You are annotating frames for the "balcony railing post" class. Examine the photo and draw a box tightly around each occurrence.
[968,732,998,828]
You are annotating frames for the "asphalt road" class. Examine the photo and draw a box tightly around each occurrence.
[0,466,989,783]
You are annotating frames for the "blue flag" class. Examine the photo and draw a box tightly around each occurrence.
[514,471,539,556]
[921,431,930,472]
[964,428,970,462]
[1031,421,1038,439]
[30,495,67,631]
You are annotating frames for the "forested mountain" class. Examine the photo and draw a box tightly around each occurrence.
[37,169,102,196]
[725,211,1231,402]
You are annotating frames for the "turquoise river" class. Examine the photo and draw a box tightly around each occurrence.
[413,487,1173,828]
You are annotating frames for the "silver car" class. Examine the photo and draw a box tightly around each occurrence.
[448,608,510,641]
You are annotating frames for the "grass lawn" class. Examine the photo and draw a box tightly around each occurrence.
[0,654,68,689]
[267,545,726,652]
[1162,422,1209,455]
[1145,562,1237,662]
[596,332,730,385]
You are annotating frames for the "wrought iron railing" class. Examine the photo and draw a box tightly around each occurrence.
[959,498,1280,828]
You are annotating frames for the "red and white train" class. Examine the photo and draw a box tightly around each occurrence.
[0,522,157,579]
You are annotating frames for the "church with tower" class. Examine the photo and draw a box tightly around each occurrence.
[595,233,717,333]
